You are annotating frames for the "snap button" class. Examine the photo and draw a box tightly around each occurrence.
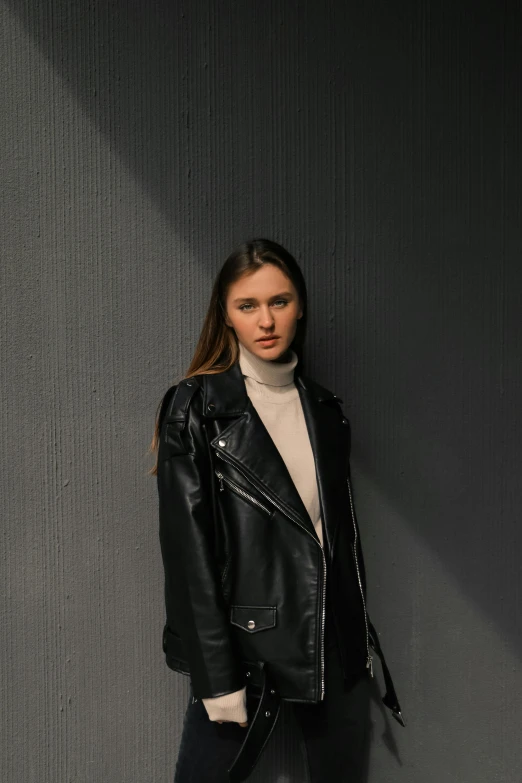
[265,710,271,718]
[218,439,226,447]
[342,418,348,425]
[186,382,192,386]
[247,620,256,629]
[270,688,275,695]
[245,671,251,677]
[207,403,215,411]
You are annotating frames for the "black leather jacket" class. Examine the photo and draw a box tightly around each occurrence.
[156,359,404,735]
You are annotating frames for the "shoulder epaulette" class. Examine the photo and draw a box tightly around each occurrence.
[164,377,201,423]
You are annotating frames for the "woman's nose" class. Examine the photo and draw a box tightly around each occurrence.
[258,307,275,326]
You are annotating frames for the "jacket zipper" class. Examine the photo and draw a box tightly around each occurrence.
[214,449,327,701]
[215,470,273,517]
[346,475,374,678]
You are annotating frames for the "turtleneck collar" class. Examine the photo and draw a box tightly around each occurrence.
[237,340,298,387]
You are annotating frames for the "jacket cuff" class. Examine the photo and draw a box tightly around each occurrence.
[201,686,248,723]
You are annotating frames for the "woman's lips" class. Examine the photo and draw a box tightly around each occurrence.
[256,337,279,345]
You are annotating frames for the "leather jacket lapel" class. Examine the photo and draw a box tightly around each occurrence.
[203,360,345,549]
[296,377,348,559]
[209,402,318,539]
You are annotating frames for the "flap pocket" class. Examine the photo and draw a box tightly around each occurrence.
[230,605,277,633]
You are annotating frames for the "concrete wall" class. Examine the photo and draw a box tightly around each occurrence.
[1,1,520,780]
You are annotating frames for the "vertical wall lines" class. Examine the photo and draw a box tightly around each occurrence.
[1,0,521,781]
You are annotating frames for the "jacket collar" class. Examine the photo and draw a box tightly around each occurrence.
[201,361,345,559]
[201,358,338,415]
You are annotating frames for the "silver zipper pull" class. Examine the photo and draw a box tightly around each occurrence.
[216,471,224,491]
[367,655,374,678]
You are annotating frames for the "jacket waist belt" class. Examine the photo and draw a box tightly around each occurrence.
[227,661,282,783]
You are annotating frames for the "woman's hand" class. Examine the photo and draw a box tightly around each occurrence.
[216,719,249,727]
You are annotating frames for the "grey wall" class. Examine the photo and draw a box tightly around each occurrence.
[1,1,521,781]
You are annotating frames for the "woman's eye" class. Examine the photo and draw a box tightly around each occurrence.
[239,299,288,312]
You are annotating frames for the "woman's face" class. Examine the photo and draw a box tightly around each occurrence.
[224,264,303,361]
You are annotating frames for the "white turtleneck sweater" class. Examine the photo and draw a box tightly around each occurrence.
[201,340,324,723]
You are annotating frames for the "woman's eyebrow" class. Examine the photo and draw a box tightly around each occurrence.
[232,291,294,304]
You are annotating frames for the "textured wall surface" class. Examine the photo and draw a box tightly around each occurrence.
[1,1,521,781]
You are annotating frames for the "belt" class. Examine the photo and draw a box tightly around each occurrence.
[227,661,282,783]
[368,617,406,727]
[227,619,406,782]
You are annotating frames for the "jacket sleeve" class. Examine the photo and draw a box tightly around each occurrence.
[347,458,368,598]
[341,404,405,723]
[341,406,367,597]
[156,381,245,700]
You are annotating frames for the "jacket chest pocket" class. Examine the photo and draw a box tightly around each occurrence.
[215,469,274,518]
[230,605,277,633]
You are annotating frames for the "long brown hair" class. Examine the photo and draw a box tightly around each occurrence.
[147,238,309,475]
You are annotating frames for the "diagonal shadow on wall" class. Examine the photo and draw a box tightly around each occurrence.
[5,0,521,702]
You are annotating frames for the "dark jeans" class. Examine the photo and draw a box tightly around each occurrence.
[173,601,372,783]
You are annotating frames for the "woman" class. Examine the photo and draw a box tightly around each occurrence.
[150,239,404,783]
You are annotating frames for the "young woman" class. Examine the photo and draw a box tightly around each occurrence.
[150,239,404,783]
